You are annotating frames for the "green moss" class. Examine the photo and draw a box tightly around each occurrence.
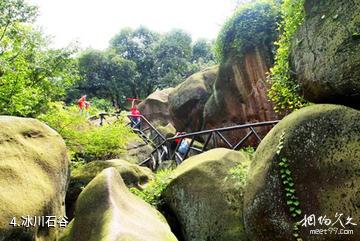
[71,159,153,187]
[63,168,177,241]
[163,148,250,241]
[130,169,174,207]
[215,1,279,63]
[244,104,360,240]
[0,116,68,240]
[66,159,154,220]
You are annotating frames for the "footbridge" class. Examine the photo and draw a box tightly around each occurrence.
[127,115,279,170]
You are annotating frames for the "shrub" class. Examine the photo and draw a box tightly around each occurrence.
[90,97,114,112]
[38,102,135,161]
[268,0,309,113]
[130,169,174,207]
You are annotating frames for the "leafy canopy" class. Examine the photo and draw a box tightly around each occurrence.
[214,0,279,63]
[0,0,78,117]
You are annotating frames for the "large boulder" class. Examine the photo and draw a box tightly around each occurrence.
[204,49,278,130]
[122,136,154,164]
[244,104,360,241]
[138,88,174,126]
[168,65,218,132]
[61,168,177,241]
[203,49,279,146]
[162,148,250,241]
[0,116,69,241]
[290,0,360,105]
[66,159,154,220]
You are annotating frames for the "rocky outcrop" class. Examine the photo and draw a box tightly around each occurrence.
[122,136,154,164]
[66,159,154,220]
[244,104,360,241]
[156,123,176,138]
[200,48,279,146]
[168,65,218,132]
[162,148,250,241]
[165,49,277,146]
[290,0,360,106]
[138,88,174,126]
[0,116,69,241]
[61,168,177,241]
[204,48,278,130]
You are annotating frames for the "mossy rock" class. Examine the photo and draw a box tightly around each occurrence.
[290,0,360,106]
[123,136,154,164]
[168,65,218,132]
[60,167,177,241]
[138,88,174,126]
[66,159,154,220]
[156,123,176,139]
[162,148,250,241]
[0,116,69,241]
[244,104,360,241]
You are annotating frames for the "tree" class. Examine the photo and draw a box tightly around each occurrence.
[110,26,160,97]
[154,29,193,88]
[0,0,78,117]
[72,49,137,108]
[191,38,215,63]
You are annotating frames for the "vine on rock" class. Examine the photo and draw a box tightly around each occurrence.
[268,0,308,114]
[276,131,303,241]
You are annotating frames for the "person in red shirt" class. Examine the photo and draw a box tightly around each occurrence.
[77,95,87,114]
[130,100,141,129]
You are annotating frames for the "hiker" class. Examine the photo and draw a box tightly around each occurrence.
[84,101,91,118]
[77,95,87,114]
[130,100,141,129]
[174,132,191,155]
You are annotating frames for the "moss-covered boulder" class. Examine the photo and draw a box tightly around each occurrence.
[156,123,176,138]
[0,116,69,241]
[162,148,250,241]
[123,136,154,164]
[138,88,174,126]
[244,104,360,241]
[66,159,154,220]
[61,168,177,241]
[290,0,360,106]
[168,65,218,132]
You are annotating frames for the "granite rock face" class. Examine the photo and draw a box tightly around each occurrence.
[0,116,69,241]
[244,104,360,241]
[290,0,360,106]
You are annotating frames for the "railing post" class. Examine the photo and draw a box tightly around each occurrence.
[183,136,195,160]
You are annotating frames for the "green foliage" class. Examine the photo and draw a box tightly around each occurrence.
[38,102,135,161]
[191,39,215,64]
[240,146,255,155]
[130,169,173,207]
[228,161,249,190]
[154,29,194,88]
[67,49,136,108]
[71,27,216,106]
[276,131,303,241]
[268,0,308,113]
[90,97,114,112]
[215,0,279,63]
[0,0,79,117]
[110,26,160,98]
